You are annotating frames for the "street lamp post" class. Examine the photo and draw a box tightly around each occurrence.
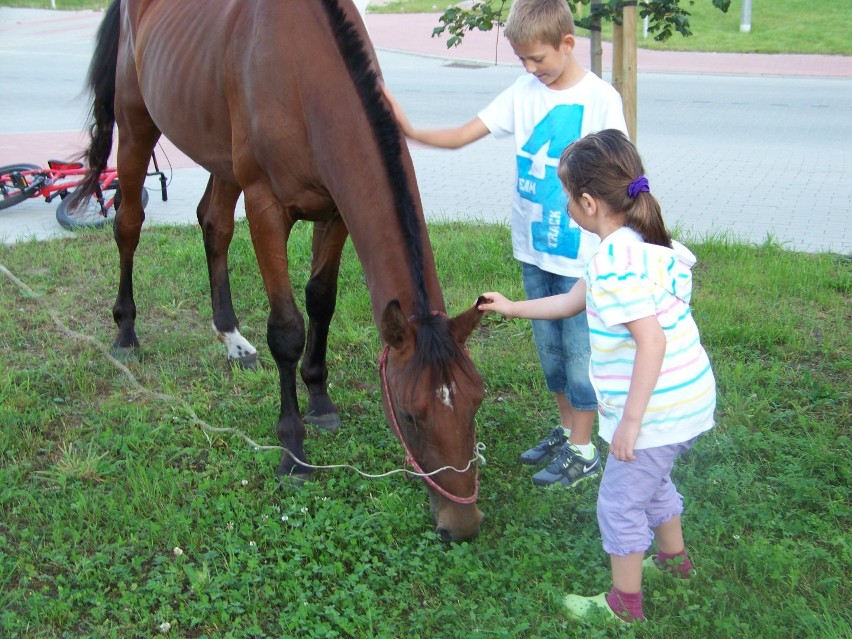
[740,0,752,33]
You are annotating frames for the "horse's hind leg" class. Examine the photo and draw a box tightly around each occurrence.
[301,216,347,433]
[112,100,160,355]
[196,175,258,369]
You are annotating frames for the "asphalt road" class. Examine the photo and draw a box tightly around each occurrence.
[1,8,850,254]
[378,55,852,254]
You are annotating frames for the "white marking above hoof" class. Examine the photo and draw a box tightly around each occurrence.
[214,323,257,361]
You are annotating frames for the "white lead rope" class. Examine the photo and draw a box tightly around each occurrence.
[1,263,487,480]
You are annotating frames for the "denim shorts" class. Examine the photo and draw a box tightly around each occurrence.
[521,262,597,411]
[596,437,697,556]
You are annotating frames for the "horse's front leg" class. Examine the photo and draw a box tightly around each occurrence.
[243,185,310,479]
[301,215,348,432]
[196,175,258,369]
[269,298,310,480]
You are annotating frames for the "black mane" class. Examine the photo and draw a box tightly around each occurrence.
[320,0,471,386]
[320,0,429,319]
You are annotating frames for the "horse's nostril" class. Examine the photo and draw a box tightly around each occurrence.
[436,527,453,543]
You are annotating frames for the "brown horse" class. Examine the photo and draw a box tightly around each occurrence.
[70,0,486,541]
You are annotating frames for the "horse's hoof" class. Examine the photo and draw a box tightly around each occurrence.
[110,345,139,362]
[229,353,258,370]
[277,454,314,485]
[303,411,341,433]
[277,472,312,490]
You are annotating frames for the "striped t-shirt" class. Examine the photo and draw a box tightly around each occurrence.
[584,227,716,449]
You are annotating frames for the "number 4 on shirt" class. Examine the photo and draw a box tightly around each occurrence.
[517,104,583,259]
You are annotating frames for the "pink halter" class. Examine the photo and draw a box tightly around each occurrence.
[378,344,480,505]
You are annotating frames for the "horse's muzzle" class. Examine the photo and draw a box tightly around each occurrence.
[432,495,484,542]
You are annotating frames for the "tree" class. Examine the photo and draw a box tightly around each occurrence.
[434,1,731,48]
[433,0,731,140]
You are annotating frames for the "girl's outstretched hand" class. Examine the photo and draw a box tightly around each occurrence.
[477,292,515,316]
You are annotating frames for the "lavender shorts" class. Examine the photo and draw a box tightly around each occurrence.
[597,437,698,556]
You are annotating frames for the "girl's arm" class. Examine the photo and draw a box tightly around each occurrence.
[479,279,587,320]
[382,84,489,149]
[609,315,666,462]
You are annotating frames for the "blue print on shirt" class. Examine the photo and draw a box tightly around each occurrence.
[517,104,584,259]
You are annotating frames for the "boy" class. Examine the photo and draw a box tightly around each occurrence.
[383,0,628,487]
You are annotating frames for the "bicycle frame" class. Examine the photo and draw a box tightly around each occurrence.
[1,153,168,221]
[12,162,118,205]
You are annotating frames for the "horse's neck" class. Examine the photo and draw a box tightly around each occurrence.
[302,0,446,322]
[343,210,446,325]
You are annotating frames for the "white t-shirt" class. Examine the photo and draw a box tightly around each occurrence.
[584,227,716,449]
[478,72,627,277]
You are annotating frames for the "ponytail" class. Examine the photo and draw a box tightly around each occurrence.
[626,191,671,248]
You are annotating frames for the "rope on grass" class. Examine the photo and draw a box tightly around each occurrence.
[0,262,486,480]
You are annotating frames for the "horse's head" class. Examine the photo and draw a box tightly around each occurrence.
[380,299,485,542]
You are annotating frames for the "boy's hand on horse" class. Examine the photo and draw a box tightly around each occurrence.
[381,83,414,137]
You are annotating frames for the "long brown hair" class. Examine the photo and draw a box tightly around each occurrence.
[558,129,672,247]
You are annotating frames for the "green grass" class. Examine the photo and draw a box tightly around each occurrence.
[624,0,852,55]
[374,0,852,55]
[0,221,849,638]
[4,0,850,55]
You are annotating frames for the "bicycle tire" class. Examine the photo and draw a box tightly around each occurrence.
[0,163,43,211]
[56,185,149,230]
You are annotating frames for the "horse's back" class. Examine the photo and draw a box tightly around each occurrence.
[121,0,375,205]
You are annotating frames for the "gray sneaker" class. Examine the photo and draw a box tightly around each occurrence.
[519,427,569,465]
[532,442,601,487]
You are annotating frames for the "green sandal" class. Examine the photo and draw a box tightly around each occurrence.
[563,592,625,625]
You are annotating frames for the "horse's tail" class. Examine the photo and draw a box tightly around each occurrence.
[66,0,121,210]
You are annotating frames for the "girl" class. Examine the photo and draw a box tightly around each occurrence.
[479,129,716,623]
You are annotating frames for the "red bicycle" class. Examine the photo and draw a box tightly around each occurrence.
[0,153,167,230]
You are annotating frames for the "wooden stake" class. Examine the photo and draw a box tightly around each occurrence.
[621,1,638,141]
[590,2,603,78]
[612,19,623,96]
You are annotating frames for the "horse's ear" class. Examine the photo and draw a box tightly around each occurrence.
[448,296,485,345]
[381,300,413,353]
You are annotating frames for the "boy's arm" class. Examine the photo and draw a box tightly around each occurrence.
[409,117,490,149]
[479,280,587,320]
[382,84,489,149]
[609,315,666,462]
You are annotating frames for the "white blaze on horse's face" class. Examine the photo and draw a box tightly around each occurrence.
[436,382,456,409]
[213,323,257,361]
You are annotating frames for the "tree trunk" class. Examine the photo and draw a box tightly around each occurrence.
[590,2,603,77]
[612,21,623,96]
[622,1,638,141]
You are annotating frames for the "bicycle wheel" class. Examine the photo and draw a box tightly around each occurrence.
[56,184,149,230]
[0,163,43,211]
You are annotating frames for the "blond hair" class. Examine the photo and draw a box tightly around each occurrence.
[503,0,575,48]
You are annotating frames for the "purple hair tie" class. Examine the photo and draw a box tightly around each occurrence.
[628,175,650,198]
